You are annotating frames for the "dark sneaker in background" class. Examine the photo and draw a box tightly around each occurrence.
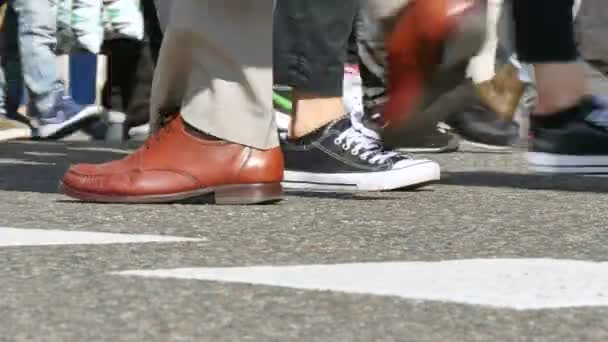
[443,103,520,151]
[37,93,102,140]
[352,111,460,154]
[281,116,440,192]
[393,126,460,153]
[528,95,608,174]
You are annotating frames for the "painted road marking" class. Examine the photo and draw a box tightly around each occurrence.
[68,147,133,154]
[0,158,54,165]
[0,227,203,247]
[23,152,68,157]
[116,258,608,310]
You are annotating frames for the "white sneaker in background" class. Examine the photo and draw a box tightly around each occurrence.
[128,123,150,141]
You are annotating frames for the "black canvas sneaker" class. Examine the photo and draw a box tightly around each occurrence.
[281,116,440,191]
[527,96,608,174]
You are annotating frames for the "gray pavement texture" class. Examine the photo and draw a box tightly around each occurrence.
[1,140,608,341]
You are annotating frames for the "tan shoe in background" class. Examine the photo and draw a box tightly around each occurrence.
[0,117,32,142]
[475,63,525,122]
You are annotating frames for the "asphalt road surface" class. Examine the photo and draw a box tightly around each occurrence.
[1,140,608,341]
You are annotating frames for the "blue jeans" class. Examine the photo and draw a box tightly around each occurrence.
[0,0,64,118]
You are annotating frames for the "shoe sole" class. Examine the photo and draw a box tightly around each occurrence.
[396,146,458,153]
[438,122,517,152]
[0,127,32,142]
[282,160,440,192]
[38,106,102,140]
[527,152,608,174]
[395,134,461,153]
[459,139,513,152]
[60,182,283,205]
[381,1,487,146]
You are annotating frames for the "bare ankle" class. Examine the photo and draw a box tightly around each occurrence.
[533,63,588,115]
[289,92,346,138]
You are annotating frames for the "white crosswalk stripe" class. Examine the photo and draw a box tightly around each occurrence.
[116,258,608,310]
[0,227,203,247]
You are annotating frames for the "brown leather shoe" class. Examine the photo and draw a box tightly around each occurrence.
[476,63,525,122]
[60,116,284,204]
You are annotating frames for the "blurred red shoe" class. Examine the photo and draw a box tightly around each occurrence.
[382,0,487,145]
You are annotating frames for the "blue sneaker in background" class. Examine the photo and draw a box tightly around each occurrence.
[37,93,102,139]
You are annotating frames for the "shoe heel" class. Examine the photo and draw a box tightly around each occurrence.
[213,183,283,205]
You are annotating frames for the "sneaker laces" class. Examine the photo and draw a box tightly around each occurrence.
[49,95,79,118]
[334,124,403,164]
[60,94,77,105]
[350,110,381,140]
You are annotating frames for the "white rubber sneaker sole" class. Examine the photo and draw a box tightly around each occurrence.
[283,160,441,192]
[38,105,102,139]
[527,152,608,174]
[459,139,513,152]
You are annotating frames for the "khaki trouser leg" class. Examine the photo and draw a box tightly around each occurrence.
[150,0,277,150]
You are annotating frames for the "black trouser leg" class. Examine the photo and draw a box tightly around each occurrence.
[356,2,389,118]
[513,0,578,63]
[141,0,162,64]
[273,0,359,97]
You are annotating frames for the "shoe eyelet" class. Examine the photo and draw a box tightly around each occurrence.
[342,143,349,150]
[351,149,360,156]
[334,138,341,145]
